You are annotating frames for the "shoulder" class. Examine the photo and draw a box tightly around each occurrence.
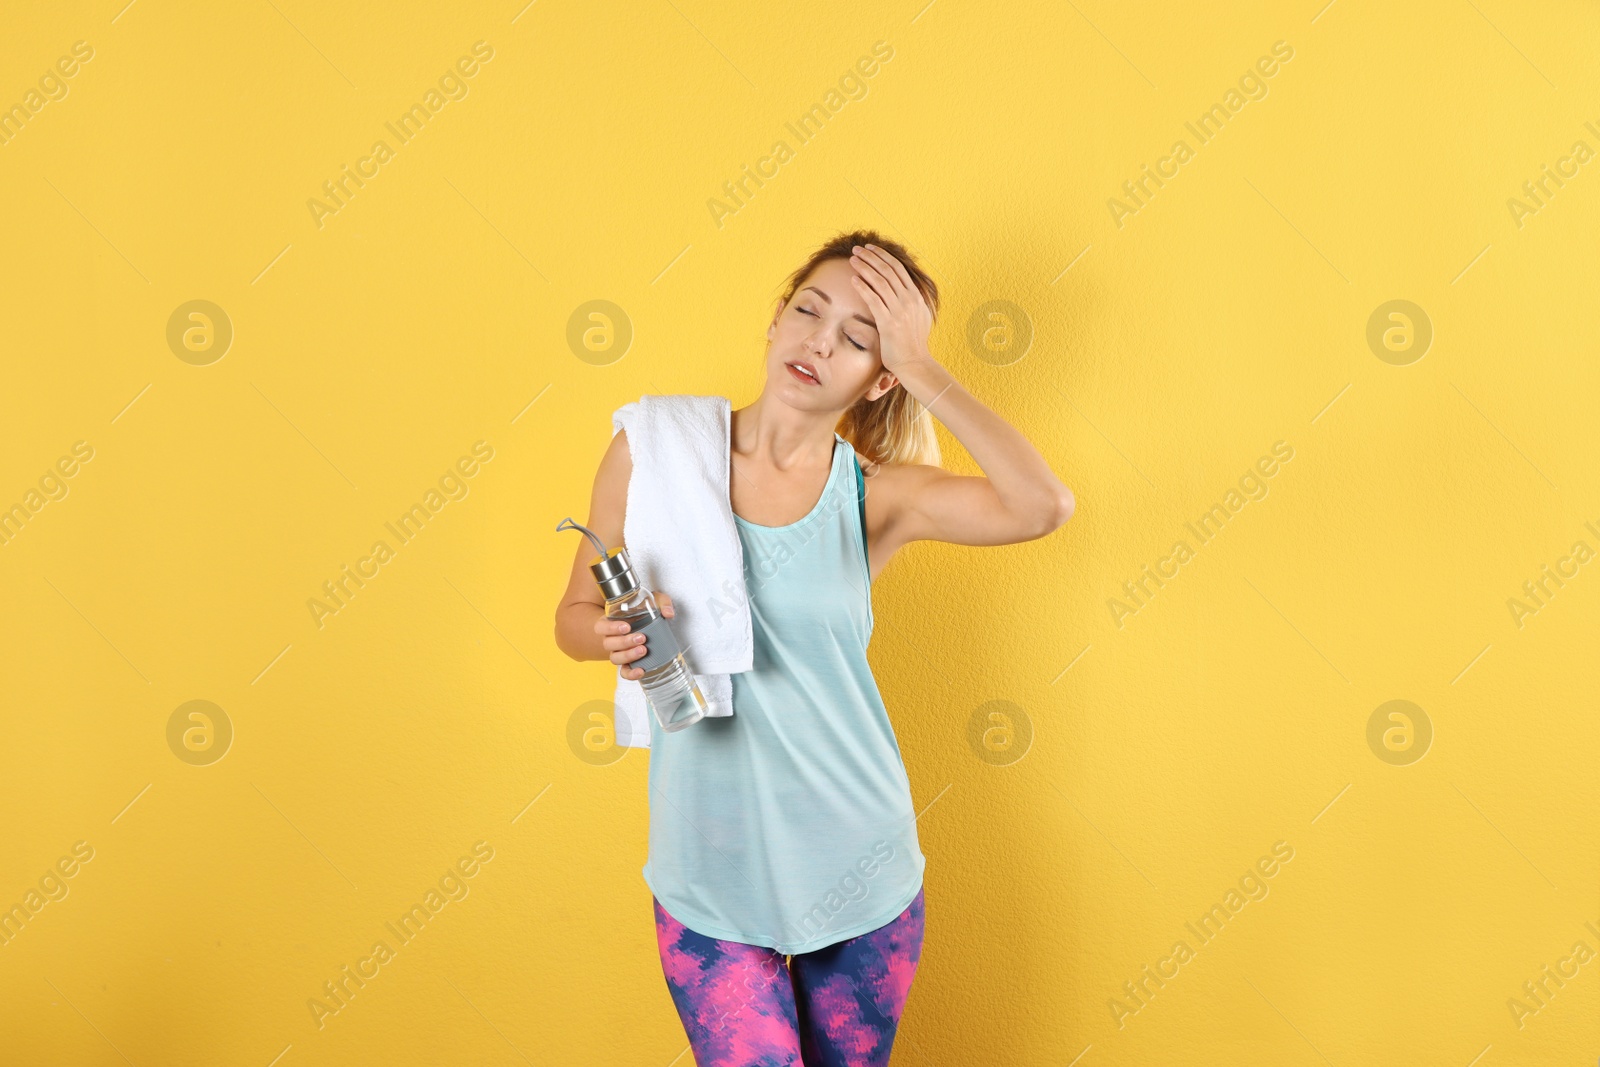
[852,450,942,489]
[607,425,632,460]
[597,427,633,490]
[849,455,951,557]
[850,451,945,516]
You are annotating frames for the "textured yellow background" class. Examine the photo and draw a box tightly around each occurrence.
[2,0,1596,1064]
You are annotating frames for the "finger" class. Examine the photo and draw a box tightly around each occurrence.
[851,273,888,318]
[864,242,915,290]
[605,631,645,653]
[852,245,907,297]
[850,248,900,297]
[656,591,674,616]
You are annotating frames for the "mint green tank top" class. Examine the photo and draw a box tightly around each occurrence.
[641,432,926,955]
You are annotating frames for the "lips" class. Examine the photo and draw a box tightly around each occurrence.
[785,361,821,385]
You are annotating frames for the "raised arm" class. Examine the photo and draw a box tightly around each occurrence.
[848,242,1075,550]
[554,428,631,662]
[873,416,1075,550]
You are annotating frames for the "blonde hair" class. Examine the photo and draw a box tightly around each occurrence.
[771,229,942,470]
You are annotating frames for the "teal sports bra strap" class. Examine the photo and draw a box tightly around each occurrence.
[851,451,869,576]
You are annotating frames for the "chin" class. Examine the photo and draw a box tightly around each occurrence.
[776,384,833,408]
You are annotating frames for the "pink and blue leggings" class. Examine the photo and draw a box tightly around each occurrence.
[653,886,926,1067]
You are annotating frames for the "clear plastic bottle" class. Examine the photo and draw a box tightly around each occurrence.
[557,518,709,732]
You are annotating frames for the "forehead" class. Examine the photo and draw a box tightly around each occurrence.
[794,258,872,311]
[801,256,859,287]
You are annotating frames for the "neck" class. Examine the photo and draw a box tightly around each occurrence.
[732,395,840,470]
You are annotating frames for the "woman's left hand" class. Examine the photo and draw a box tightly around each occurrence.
[849,243,935,374]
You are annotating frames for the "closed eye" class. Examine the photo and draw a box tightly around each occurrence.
[796,306,867,351]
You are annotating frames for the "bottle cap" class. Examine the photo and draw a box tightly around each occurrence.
[589,546,640,601]
[556,518,639,602]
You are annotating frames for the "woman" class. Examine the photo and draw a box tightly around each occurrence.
[555,231,1075,1065]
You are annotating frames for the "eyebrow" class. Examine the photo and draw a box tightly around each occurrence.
[799,286,878,330]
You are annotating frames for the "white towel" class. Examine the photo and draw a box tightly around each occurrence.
[609,393,753,748]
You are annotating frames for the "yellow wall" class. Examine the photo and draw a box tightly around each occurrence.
[2,1,1595,1063]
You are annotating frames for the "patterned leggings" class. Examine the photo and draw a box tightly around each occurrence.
[653,886,926,1067]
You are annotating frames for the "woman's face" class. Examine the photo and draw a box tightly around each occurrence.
[764,257,895,410]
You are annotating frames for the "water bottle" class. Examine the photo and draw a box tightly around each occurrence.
[557,518,710,732]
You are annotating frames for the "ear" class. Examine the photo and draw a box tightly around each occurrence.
[863,367,900,402]
[766,299,786,341]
